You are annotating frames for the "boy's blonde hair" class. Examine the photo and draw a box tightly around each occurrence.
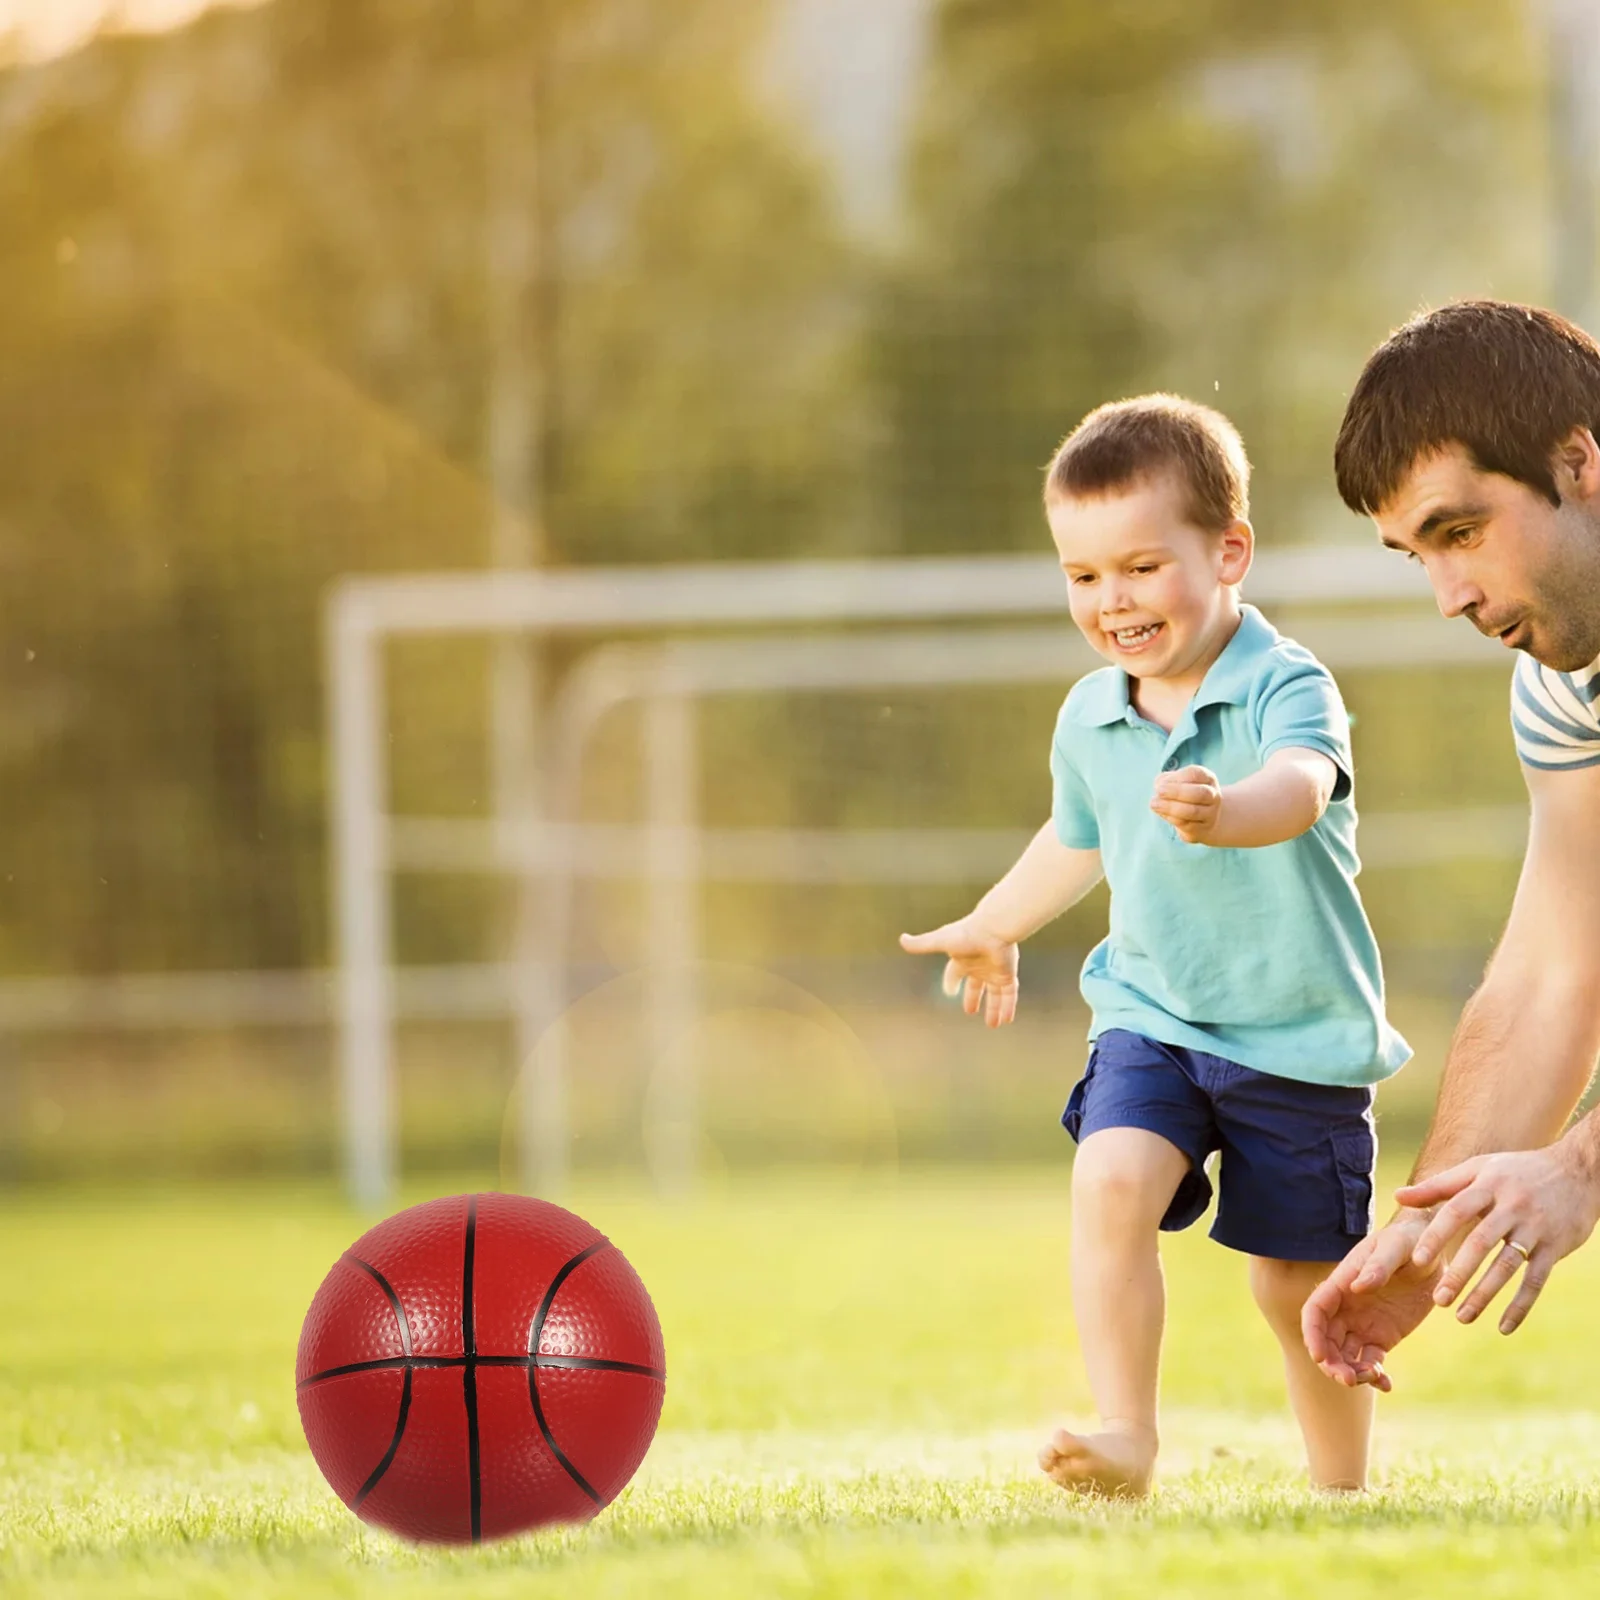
[1044,394,1251,533]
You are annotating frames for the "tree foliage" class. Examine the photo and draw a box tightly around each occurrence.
[0,0,854,973]
[874,0,1541,553]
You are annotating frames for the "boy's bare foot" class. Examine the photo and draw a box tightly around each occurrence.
[1037,1423,1157,1498]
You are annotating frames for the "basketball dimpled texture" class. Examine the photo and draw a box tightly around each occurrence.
[296,1194,666,1544]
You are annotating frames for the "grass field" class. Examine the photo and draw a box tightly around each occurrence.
[5,1165,1600,1598]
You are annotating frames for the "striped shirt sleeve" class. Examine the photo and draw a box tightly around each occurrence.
[1511,653,1600,770]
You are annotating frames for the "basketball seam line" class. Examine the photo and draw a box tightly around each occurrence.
[526,1238,614,1506]
[339,1254,413,1512]
[297,1354,667,1388]
[346,1253,413,1356]
[463,1196,482,1544]
[352,1366,411,1511]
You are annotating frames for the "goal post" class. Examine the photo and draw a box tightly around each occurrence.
[325,549,1494,1207]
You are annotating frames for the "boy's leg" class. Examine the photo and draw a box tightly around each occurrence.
[1248,1256,1373,1491]
[1204,1065,1377,1491]
[1040,1125,1191,1497]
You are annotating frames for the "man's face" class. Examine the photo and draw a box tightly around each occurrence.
[1373,442,1600,673]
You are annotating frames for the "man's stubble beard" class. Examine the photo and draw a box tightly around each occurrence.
[1530,530,1600,672]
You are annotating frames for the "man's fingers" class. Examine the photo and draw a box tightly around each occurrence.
[1310,1340,1383,1390]
[1328,1341,1391,1392]
[1498,1250,1554,1335]
[1300,1305,1358,1385]
[1315,1352,1388,1390]
[1339,1332,1373,1369]
[1452,1241,1529,1324]
[1348,1227,1416,1293]
[1357,1349,1393,1393]
[1411,1185,1495,1269]
[1299,1272,1351,1362]
[1301,1248,1376,1353]
[1348,1339,1391,1389]
[1396,1156,1485,1211]
[1304,1314,1390,1390]
[1434,1206,1517,1306]
[1301,1277,1382,1384]
[1299,1290,1335,1365]
[1315,1341,1363,1387]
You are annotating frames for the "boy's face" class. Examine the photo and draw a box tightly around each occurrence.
[1047,473,1250,686]
[1373,439,1600,673]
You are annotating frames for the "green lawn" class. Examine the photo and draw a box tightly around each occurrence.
[4,1167,1599,1597]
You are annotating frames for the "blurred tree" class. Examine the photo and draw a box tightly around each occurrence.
[0,0,860,975]
[874,0,1543,555]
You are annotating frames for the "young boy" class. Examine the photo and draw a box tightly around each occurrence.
[901,395,1409,1497]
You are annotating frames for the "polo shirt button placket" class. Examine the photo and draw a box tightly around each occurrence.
[1159,752,1187,840]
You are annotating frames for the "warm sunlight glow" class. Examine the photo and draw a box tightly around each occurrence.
[0,0,271,64]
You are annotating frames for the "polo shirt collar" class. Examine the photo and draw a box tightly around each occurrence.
[1067,666,1133,725]
[1064,603,1273,726]
[1191,603,1274,710]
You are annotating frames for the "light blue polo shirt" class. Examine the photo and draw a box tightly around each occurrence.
[1051,604,1410,1087]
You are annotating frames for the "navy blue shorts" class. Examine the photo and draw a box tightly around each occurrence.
[1062,1029,1376,1262]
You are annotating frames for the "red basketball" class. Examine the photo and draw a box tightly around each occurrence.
[296,1192,665,1543]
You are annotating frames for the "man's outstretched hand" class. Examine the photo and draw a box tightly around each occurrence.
[1301,1211,1442,1391]
[1397,1140,1600,1335]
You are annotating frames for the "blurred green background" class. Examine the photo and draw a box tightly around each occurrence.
[0,0,1578,1183]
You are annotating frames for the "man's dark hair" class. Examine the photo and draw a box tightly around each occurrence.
[1335,300,1600,514]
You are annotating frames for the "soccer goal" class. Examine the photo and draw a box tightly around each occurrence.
[326,549,1506,1206]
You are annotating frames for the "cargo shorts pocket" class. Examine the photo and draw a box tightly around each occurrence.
[1329,1122,1376,1236]
[1061,1043,1101,1142]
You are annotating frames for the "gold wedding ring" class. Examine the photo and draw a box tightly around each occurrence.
[1506,1239,1532,1262]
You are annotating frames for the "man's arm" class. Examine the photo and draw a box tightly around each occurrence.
[1304,757,1600,1382]
[1387,760,1600,1327]
[899,824,1103,1028]
[1413,757,1600,1175]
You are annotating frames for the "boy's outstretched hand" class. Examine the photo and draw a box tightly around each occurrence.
[1150,765,1223,843]
[899,917,1020,1027]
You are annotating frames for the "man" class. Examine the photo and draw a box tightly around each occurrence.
[1302,300,1600,1391]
